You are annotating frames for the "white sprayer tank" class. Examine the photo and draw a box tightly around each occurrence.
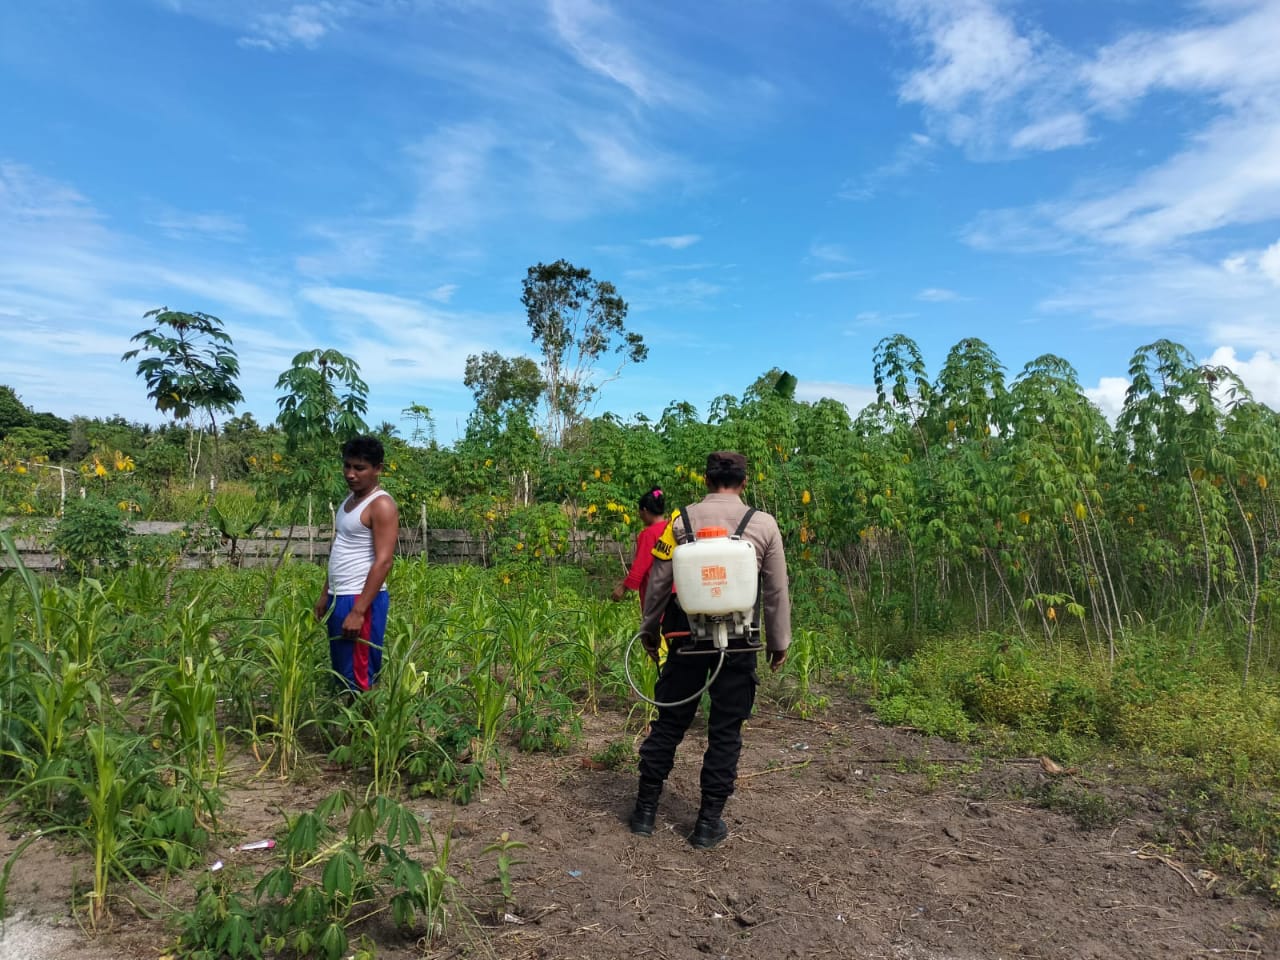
[671,527,758,617]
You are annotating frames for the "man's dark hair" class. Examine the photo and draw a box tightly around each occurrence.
[341,435,385,466]
[705,451,747,490]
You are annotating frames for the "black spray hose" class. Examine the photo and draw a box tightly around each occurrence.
[624,631,726,708]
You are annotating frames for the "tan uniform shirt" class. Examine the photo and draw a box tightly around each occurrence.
[640,492,792,653]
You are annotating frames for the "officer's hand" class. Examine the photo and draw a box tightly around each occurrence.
[313,594,330,622]
[639,632,661,665]
[610,583,626,602]
[767,649,787,672]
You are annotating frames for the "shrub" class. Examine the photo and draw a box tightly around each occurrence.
[53,497,130,573]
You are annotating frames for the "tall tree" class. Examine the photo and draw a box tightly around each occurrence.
[274,349,369,506]
[463,351,544,418]
[122,308,243,486]
[520,260,646,447]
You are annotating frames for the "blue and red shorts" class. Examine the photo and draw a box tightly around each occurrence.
[326,591,389,692]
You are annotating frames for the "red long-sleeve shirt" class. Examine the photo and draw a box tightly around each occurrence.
[623,517,669,609]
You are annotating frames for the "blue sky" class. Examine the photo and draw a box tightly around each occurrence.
[3,0,1279,443]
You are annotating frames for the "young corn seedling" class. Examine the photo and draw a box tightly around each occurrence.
[481,831,527,910]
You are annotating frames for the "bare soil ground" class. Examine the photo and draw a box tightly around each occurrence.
[2,693,1276,960]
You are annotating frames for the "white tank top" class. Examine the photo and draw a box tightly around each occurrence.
[328,489,391,595]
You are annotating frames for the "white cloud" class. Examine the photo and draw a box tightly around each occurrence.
[1260,239,1280,284]
[238,2,351,51]
[298,286,495,384]
[850,310,915,329]
[644,234,700,249]
[147,209,247,241]
[876,0,1083,155]
[0,161,302,424]
[548,0,689,107]
[839,132,936,200]
[811,270,867,282]
[1083,0,1280,111]
[916,287,962,301]
[1009,112,1089,151]
[1216,238,1280,286]
[1038,255,1280,352]
[1205,345,1280,409]
[1084,375,1130,421]
[794,380,877,416]
[404,117,690,239]
[894,1,1038,111]
[429,284,459,303]
[1057,110,1280,249]
[809,242,854,263]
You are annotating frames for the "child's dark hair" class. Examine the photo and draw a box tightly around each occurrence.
[341,435,385,467]
[637,487,665,515]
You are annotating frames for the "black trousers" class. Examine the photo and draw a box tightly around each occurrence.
[637,641,759,801]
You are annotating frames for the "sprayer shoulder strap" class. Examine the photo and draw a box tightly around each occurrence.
[732,508,757,540]
[680,507,696,544]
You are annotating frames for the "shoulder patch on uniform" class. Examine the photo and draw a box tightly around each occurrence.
[651,508,680,560]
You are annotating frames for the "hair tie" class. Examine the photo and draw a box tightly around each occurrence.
[653,488,662,496]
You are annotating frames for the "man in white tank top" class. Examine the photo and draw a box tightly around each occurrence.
[313,436,399,692]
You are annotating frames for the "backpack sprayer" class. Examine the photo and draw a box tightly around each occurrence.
[626,510,763,708]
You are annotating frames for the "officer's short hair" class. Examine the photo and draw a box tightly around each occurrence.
[706,451,747,489]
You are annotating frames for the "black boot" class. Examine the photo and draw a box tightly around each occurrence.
[629,777,663,836]
[689,796,728,849]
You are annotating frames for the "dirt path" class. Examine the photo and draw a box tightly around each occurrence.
[2,699,1275,960]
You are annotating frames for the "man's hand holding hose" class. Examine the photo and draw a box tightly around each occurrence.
[638,631,661,665]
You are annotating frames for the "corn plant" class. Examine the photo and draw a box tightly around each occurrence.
[5,642,103,812]
[137,654,227,801]
[326,623,459,797]
[0,723,201,929]
[236,592,322,777]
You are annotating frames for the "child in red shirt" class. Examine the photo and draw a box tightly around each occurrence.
[611,487,667,609]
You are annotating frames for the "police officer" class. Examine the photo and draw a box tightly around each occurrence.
[630,450,791,848]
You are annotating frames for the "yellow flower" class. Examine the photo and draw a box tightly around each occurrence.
[484,458,493,467]
[1259,474,1269,491]
[15,465,26,474]
[580,480,587,491]
[94,460,107,478]
[1018,510,1030,525]
[593,468,601,479]
[606,501,619,512]
[113,451,135,472]
[248,455,258,466]
[390,462,398,471]
[485,510,497,522]
[515,542,524,551]
[1137,503,1146,513]
[757,472,764,482]
[801,490,811,505]
[272,452,282,463]
[602,472,611,483]
[1047,606,1057,622]
[502,574,511,585]
[586,504,598,516]
[622,513,630,524]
